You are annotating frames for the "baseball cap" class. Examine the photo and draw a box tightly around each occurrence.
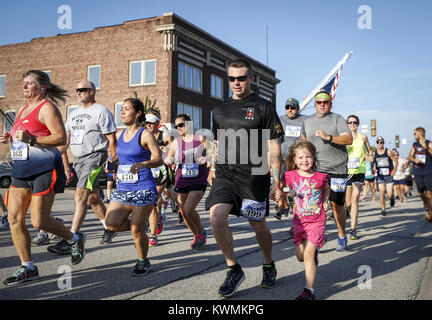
[285,98,299,108]
[376,136,384,143]
[145,114,160,123]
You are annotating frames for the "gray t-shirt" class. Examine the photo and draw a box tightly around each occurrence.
[301,112,350,175]
[279,113,308,160]
[65,103,117,158]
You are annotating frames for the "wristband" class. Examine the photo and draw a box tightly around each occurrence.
[328,135,333,142]
[29,136,36,146]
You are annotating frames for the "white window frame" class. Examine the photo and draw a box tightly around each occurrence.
[211,74,223,100]
[129,59,157,87]
[0,75,6,98]
[177,102,202,131]
[178,61,202,93]
[67,105,80,119]
[114,101,126,128]
[87,65,101,89]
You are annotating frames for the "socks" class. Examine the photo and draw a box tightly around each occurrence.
[68,232,79,244]
[101,219,107,229]
[263,260,275,268]
[306,287,315,294]
[22,261,35,271]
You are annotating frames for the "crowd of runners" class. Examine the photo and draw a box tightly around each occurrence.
[1,62,431,300]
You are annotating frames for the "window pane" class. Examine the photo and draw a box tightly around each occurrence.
[216,76,223,98]
[193,107,201,130]
[177,102,184,115]
[130,61,142,86]
[211,75,216,97]
[185,65,193,89]
[194,68,201,92]
[88,66,100,89]
[178,62,184,86]
[114,102,124,127]
[0,76,5,97]
[145,60,156,84]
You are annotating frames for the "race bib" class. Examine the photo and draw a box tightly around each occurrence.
[151,167,161,179]
[71,130,85,145]
[240,199,266,221]
[117,165,138,183]
[348,157,360,169]
[366,168,373,176]
[379,168,390,176]
[377,158,389,168]
[330,178,347,193]
[182,163,199,178]
[11,141,29,161]
[285,125,301,138]
[415,154,426,164]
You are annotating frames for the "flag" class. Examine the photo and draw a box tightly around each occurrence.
[321,65,343,101]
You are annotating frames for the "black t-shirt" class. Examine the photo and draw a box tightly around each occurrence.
[212,94,284,175]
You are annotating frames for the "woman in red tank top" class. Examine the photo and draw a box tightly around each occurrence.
[0,70,86,287]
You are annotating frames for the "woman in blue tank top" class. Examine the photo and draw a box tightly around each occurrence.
[104,98,163,277]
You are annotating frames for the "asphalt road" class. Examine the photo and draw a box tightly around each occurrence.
[1,188,431,302]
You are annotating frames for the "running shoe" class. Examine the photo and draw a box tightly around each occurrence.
[70,232,86,265]
[171,201,178,213]
[31,232,50,246]
[336,236,347,252]
[47,239,71,255]
[155,212,167,235]
[100,229,117,245]
[3,266,40,287]
[149,234,158,247]
[218,266,245,297]
[282,207,290,217]
[381,210,387,216]
[0,213,9,231]
[295,288,315,300]
[260,262,277,288]
[350,229,360,240]
[274,210,282,220]
[178,213,184,225]
[390,197,395,207]
[191,229,207,250]
[132,259,151,277]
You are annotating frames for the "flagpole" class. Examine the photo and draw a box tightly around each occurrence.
[299,51,353,111]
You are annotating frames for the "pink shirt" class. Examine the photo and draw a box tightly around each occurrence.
[284,170,329,223]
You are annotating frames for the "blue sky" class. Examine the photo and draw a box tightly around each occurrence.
[1,0,431,156]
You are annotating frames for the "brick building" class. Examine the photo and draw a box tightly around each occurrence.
[0,12,280,162]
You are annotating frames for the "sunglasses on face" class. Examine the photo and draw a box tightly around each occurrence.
[174,122,185,129]
[227,75,249,82]
[316,100,330,105]
[76,88,91,93]
[347,121,359,125]
[285,106,298,110]
[377,141,384,144]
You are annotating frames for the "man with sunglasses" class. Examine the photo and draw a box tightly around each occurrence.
[275,98,307,222]
[48,80,117,256]
[205,59,283,297]
[301,91,352,252]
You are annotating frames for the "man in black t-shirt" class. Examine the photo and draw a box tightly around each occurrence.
[205,59,284,297]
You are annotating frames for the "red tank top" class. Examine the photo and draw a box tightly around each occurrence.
[11,100,51,138]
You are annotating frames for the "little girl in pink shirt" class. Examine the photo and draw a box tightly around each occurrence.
[276,141,330,300]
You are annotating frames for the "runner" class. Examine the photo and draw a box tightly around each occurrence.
[205,59,283,297]
[47,80,117,256]
[392,149,408,204]
[345,115,373,240]
[408,127,432,221]
[276,141,330,300]
[301,91,353,252]
[104,98,162,276]
[165,113,209,250]
[361,155,377,202]
[374,136,398,216]
[1,70,85,286]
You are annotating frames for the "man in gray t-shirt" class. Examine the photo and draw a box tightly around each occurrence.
[301,91,352,252]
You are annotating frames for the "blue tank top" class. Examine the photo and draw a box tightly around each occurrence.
[412,140,432,176]
[116,127,157,192]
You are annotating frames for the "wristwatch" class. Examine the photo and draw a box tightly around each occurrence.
[29,136,36,146]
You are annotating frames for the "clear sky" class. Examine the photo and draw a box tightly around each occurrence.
[1,0,430,157]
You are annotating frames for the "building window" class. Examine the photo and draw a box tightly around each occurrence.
[129,59,156,86]
[177,102,202,130]
[114,101,125,128]
[0,75,5,98]
[178,61,202,92]
[211,74,223,99]
[2,110,15,133]
[43,70,52,79]
[67,105,80,119]
[228,85,232,98]
[88,65,100,89]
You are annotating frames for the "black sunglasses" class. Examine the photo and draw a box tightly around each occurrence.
[347,121,359,125]
[76,88,92,93]
[227,75,249,82]
[285,106,298,110]
[174,122,185,129]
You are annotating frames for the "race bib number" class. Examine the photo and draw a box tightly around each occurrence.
[377,158,389,168]
[71,130,84,145]
[285,125,301,138]
[379,168,390,176]
[366,168,373,176]
[240,199,266,221]
[330,178,347,193]
[348,157,360,169]
[151,167,161,179]
[415,154,426,164]
[11,141,29,161]
[182,163,199,178]
[117,165,138,183]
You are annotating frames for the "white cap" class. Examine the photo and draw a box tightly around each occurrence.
[145,114,160,123]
